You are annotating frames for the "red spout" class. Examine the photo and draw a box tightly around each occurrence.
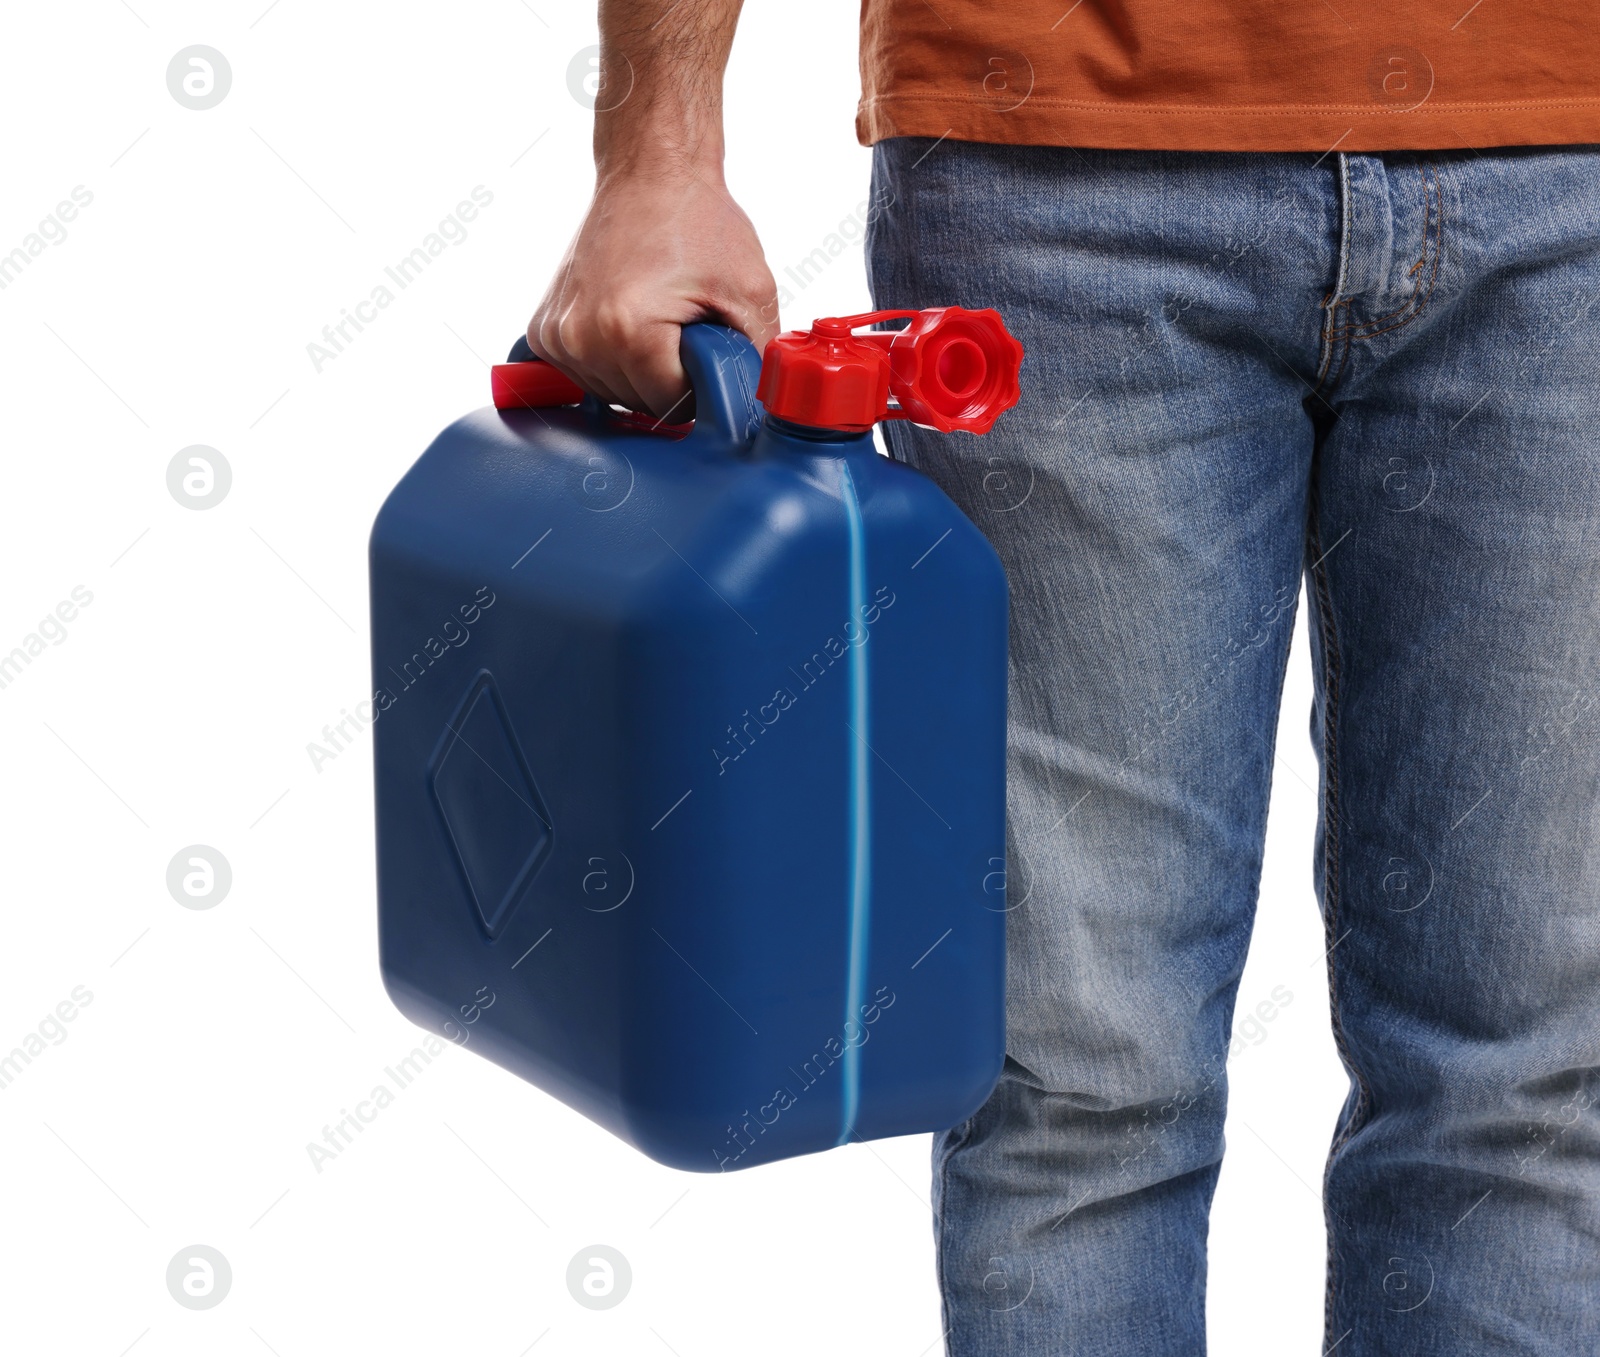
[756,307,1024,434]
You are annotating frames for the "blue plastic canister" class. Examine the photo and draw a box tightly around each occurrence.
[370,313,1017,1171]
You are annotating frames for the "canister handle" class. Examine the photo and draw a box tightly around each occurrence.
[676,322,764,451]
[496,324,764,453]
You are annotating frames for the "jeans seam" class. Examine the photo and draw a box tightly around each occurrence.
[1312,155,1355,391]
[1313,299,1349,396]
[1329,309,1355,394]
[1308,507,1372,1346]
[1328,158,1445,341]
[935,1114,975,1342]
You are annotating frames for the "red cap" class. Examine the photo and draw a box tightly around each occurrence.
[756,308,1023,434]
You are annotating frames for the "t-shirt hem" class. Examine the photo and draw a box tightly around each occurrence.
[856,94,1600,152]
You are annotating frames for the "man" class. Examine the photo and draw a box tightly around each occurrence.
[527,3,1600,1352]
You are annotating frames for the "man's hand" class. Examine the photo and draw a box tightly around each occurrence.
[526,0,777,420]
[528,169,778,420]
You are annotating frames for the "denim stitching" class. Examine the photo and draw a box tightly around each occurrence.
[1313,300,1355,400]
[935,1113,976,1343]
[1327,159,1434,332]
[1308,507,1373,1347]
[1342,159,1445,340]
[1311,155,1356,392]
[1328,314,1355,393]
[1328,159,1445,340]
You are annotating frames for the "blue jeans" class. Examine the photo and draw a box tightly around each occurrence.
[868,141,1600,1356]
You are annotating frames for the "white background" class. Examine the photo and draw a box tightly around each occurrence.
[0,2,1344,1353]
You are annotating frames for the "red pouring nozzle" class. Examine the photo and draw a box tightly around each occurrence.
[755,307,1024,434]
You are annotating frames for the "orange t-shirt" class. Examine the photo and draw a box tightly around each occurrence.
[857,0,1600,151]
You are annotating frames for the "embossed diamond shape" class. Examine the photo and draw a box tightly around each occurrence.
[429,674,552,938]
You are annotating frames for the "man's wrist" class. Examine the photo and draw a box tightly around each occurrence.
[594,138,726,189]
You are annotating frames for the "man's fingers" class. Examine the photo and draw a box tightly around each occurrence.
[527,313,646,414]
[524,319,599,396]
[525,268,781,423]
[588,304,689,420]
[713,275,783,356]
[623,323,694,422]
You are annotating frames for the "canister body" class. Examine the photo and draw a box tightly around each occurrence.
[371,327,1007,1170]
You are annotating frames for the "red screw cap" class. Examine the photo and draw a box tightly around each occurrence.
[753,320,891,433]
[757,307,1023,434]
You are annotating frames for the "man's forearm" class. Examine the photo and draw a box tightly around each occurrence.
[594,0,744,179]
[526,0,774,416]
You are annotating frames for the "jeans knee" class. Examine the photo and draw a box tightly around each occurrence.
[1009,995,1226,1116]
